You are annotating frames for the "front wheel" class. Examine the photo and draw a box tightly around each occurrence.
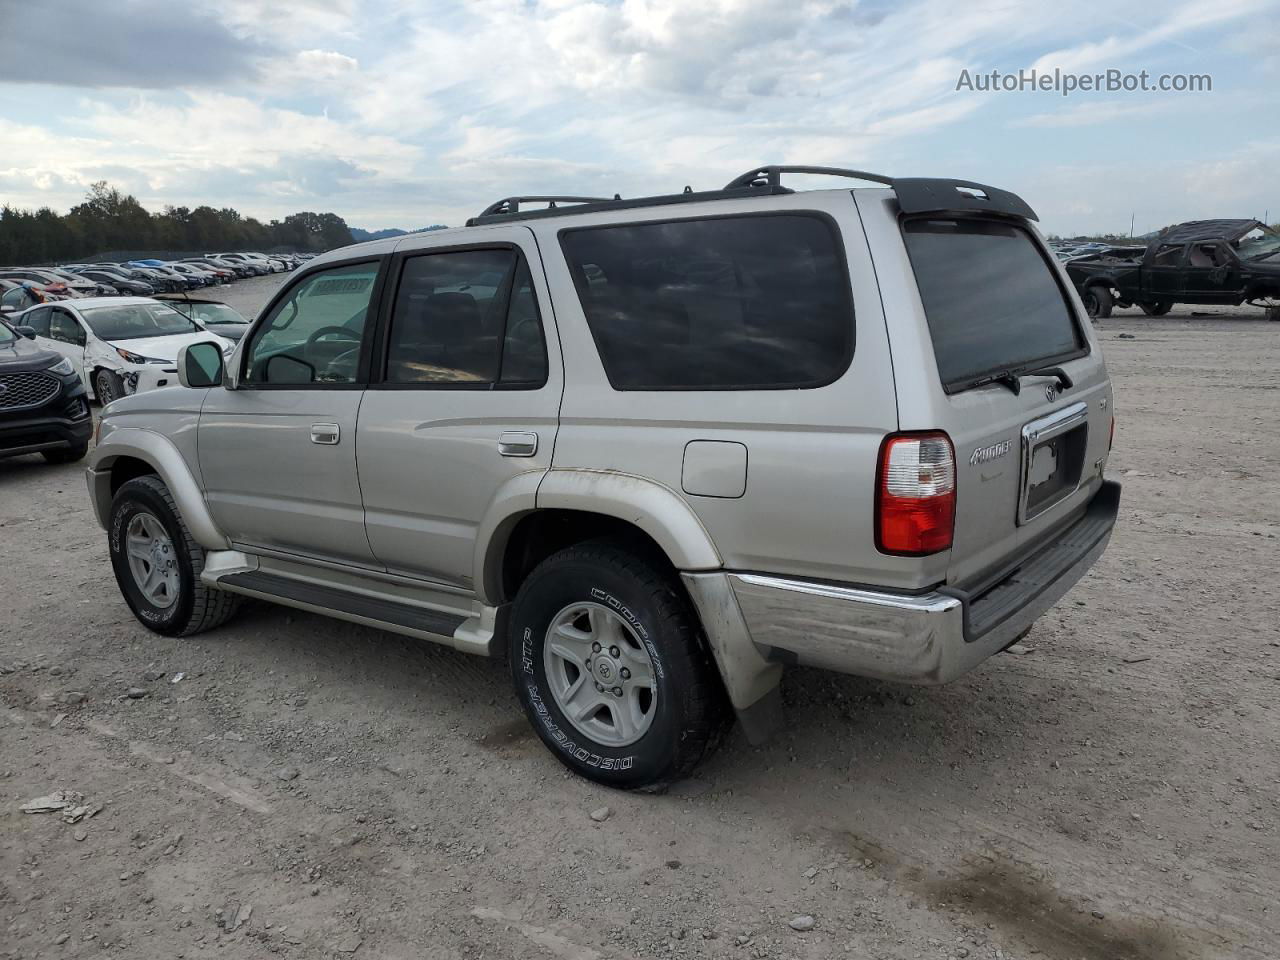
[94,368,124,405]
[108,475,241,636]
[42,442,88,464]
[508,542,730,789]
[1081,285,1113,319]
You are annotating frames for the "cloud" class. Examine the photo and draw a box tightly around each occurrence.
[0,0,1275,234]
[0,0,268,88]
[1014,99,1181,128]
[263,49,360,87]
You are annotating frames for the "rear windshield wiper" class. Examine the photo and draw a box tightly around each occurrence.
[957,365,1074,396]
[1019,365,1074,391]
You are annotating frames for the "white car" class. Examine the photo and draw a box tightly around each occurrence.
[10,297,234,403]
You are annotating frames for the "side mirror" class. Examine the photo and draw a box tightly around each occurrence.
[14,325,37,340]
[177,342,224,388]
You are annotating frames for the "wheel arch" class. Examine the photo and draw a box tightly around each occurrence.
[87,428,229,550]
[477,470,722,606]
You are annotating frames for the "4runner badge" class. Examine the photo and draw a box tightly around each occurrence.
[969,439,1011,466]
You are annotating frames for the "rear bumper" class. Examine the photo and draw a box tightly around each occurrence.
[724,481,1120,685]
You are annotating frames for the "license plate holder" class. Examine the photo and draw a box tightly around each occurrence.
[1018,401,1089,524]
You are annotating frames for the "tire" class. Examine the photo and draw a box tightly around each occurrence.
[1140,300,1173,317]
[94,368,124,406]
[1267,306,1280,323]
[108,475,241,636]
[42,442,89,464]
[508,542,730,789]
[1082,285,1113,319]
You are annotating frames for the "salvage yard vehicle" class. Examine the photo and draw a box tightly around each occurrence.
[0,317,92,463]
[1067,219,1280,319]
[11,297,233,404]
[86,166,1120,788]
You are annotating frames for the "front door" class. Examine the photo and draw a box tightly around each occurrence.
[198,259,386,567]
[1182,241,1240,302]
[356,233,562,588]
[47,307,89,387]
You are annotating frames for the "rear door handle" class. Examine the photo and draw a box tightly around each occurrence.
[498,431,538,457]
[311,423,340,445]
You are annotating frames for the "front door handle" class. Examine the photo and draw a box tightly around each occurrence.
[498,431,538,457]
[311,423,341,445]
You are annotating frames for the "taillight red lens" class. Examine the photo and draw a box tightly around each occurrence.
[876,432,956,555]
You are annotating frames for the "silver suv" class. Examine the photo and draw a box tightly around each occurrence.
[86,166,1119,788]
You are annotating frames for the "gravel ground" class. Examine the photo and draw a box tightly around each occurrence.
[2,277,1278,960]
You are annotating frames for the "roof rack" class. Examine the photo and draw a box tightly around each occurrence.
[465,166,1037,226]
[475,196,614,219]
[465,183,792,226]
[722,165,894,189]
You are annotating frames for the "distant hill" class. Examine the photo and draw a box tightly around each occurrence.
[349,225,449,243]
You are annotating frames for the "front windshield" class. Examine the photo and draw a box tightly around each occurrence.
[0,320,15,345]
[1236,225,1280,261]
[80,302,199,340]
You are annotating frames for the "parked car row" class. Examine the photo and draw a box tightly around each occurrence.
[0,252,311,308]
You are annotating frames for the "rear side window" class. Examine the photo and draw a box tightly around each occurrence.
[902,219,1085,392]
[383,248,548,388]
[560,214,853,390]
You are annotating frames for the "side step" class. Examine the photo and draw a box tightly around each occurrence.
[219,570,467,640]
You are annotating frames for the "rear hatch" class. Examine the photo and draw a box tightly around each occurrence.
[898,215,1112,587]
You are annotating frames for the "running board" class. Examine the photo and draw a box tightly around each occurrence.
[216,569,499,654]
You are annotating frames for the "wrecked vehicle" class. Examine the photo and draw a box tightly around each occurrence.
[1066,219,1280,319]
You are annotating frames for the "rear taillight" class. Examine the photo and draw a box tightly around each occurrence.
[876,432,956,556]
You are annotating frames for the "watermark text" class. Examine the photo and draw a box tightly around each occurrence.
[956,68,1211,97]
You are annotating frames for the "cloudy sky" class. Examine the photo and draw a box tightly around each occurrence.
[0,0,1276,235]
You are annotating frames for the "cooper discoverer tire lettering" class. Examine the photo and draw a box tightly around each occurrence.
[508,542,729,789]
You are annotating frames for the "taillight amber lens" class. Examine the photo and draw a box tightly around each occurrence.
[876,432,956,555]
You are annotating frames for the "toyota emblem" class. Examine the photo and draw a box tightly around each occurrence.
[1045,384,1058,402]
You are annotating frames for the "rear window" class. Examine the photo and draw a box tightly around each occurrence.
[560,214,853,390]
[902,219,1085,392]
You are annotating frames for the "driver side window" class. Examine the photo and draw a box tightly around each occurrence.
[243,261,380,385]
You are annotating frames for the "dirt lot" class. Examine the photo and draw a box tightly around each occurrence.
[2,278,1278,960]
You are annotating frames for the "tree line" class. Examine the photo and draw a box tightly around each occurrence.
[0,182,355,265]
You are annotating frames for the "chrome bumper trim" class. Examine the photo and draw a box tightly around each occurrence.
[727,483,1118,685]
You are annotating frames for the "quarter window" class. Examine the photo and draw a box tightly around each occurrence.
[560,214,853,390]
[243,262,380,385]
[384,249,547,387]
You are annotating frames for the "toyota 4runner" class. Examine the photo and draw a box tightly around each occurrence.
[86,166,1120,788]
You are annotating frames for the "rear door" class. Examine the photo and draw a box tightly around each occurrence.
[355,229,561,588]
[883,211,1112,587]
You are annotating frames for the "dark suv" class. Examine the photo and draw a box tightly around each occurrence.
[0,319,93,464]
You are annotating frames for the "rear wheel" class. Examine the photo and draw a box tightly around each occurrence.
[1081,285,1113,319]
[108,475,241,636]
[508,542,730,789]
[1140,300,1173,316]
